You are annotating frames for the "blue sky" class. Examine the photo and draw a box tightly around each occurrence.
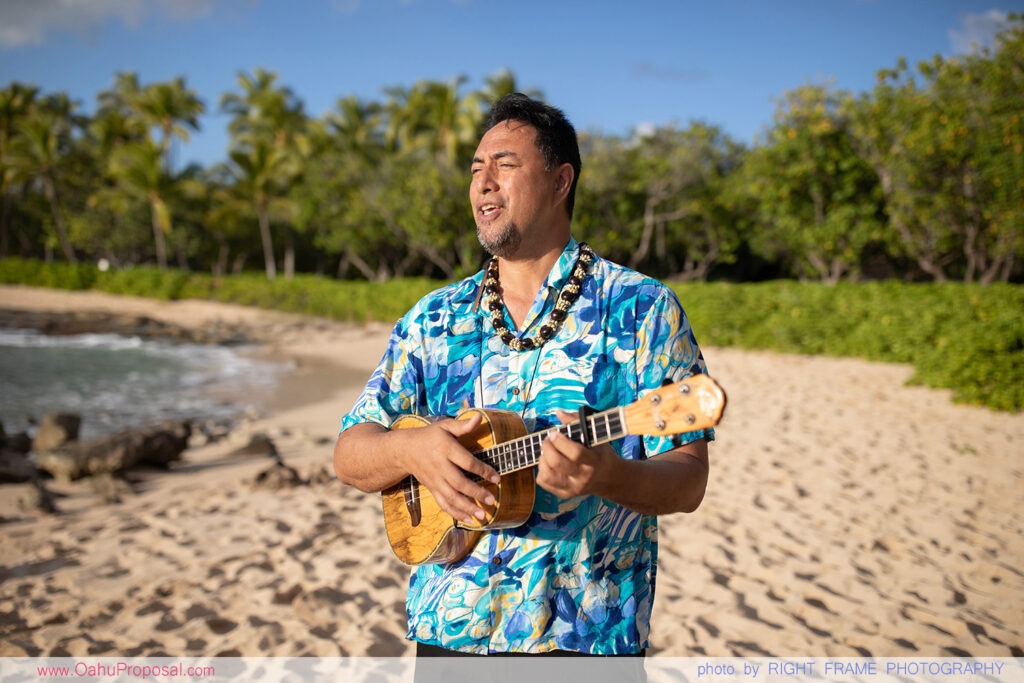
[0,0,1015,168]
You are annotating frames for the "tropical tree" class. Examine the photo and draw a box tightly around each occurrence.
[475,69,542,109]
[849,15,1023,282]
[95,140,176,269]
[6,93,83,262]
[89,73,205,269]
[134,76,205,168]
[740,84,885,282]
[216,141,299,279]
[575,132,645,266]
[220,68,307,278]
[304,96,389,279]
[577,123,746,280]
[0,82,41,257]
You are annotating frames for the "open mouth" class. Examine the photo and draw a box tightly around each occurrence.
[478,203,502,219]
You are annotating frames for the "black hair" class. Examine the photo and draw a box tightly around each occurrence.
[484,93,582,219]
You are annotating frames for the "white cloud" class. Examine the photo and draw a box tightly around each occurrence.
[0,0,218,49]
[949,9,1010,55]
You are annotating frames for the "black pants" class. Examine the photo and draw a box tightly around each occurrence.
[414,642,648,683]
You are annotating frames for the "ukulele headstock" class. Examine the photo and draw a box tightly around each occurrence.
[622,374,726,437]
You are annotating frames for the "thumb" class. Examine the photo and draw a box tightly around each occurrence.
[442,411,483,437]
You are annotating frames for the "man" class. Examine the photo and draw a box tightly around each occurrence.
[334,93,712,657]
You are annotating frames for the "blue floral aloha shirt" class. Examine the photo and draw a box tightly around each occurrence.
[340,237,711,654]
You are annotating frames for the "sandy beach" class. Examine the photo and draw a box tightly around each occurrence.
[0,284,1021,659]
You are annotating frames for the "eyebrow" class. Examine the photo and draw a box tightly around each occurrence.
[471,150,519,166]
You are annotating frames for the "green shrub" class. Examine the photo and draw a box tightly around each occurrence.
[94,266,192,300]
[672,280,1024,411]
[1,258,1021,412]
[0,257,99,290]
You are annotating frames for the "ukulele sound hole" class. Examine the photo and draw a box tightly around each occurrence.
[403,478,422,526]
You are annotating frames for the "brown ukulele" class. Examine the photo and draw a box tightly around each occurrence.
[381,374,727,566]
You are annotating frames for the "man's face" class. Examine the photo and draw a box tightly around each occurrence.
[470,120,562,259]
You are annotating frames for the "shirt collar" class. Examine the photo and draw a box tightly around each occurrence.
[469,236,581,313]
[543,236,581,293]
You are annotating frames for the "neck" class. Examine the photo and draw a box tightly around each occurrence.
[471,405,627,476]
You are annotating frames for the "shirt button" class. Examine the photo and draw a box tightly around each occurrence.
[492,556,503,566]
[511,388,520,396]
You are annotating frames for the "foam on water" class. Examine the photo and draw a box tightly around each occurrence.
[0,328,290,440]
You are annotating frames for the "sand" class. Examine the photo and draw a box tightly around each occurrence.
[0,284,1021,658]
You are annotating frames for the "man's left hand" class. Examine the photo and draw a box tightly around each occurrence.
[535,410,620,499]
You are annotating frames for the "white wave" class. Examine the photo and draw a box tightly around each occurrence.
[0,327,293,440]
[0,328,145,350]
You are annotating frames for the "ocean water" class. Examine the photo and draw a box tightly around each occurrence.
[0,328,291,440]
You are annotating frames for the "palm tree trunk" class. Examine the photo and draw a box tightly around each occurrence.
[1,194,11,258]
[257,207,277,279]
[150,202,168,271]
[43,175,77,263]
[284,226,295,279]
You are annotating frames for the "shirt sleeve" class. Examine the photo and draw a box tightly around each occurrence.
[339,309,427,433]
[634,284,714,456]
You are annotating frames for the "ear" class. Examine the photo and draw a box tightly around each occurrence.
[553,163,574,203]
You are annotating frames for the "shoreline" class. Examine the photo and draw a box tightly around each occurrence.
[1,285,1021,658]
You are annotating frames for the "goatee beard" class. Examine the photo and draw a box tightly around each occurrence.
[477,220,521,259]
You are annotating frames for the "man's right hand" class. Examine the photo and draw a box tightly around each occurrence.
[396,413,502,525]
[333,415,502,526]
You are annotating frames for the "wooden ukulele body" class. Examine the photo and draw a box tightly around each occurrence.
[381,408,537,566]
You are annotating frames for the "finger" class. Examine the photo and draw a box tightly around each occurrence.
[420,463,491,522]
[555,409,578,425]
[444,412,482,435]
[544,430,582,463]
[536,458,570,497]
[537,436,571,491]
[433,481,490,524]
[442,459,497,507]
[440,416,500,484]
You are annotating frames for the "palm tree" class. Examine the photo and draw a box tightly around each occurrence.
[383,77,479,167]
[134,76,205,167]
[0,82,40,257]
[221,68,304,150]
[220,68,307,279]
[6,93,81,262]
[472,69,544,118]
[328,95,384,156]
[105,140,175,270]
[91,73,205,269]
[221,140,298,279]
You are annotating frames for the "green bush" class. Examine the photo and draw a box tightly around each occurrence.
[94,266,192,300]
[672,280,1024,412]
[0,257,99,290]
[1,258,1021,412]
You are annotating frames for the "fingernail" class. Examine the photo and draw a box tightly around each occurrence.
[483,494,495,506]
[475,509,486,520]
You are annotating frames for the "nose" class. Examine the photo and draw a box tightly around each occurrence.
[473,165,498,194]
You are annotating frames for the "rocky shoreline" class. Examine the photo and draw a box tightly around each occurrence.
[0,308,254,345]
[0,308,296,516]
